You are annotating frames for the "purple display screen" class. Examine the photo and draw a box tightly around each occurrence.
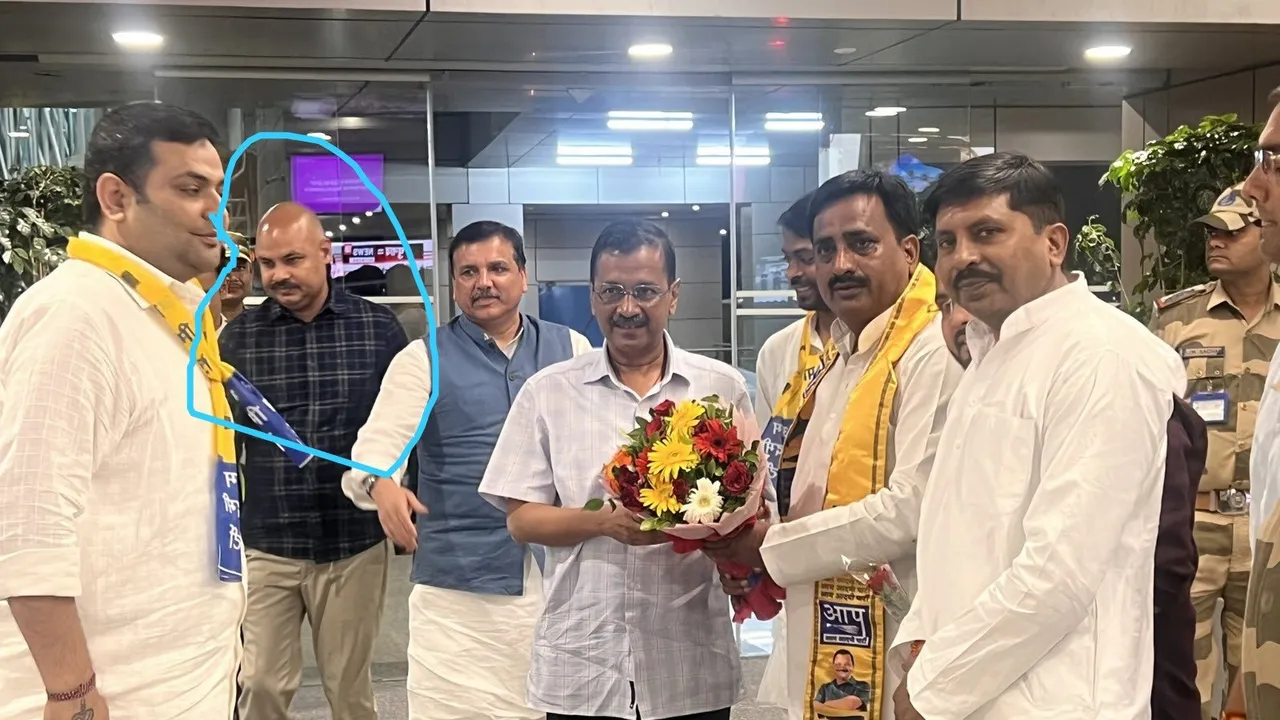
[290,153,385,214]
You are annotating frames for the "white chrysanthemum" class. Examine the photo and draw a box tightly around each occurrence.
[681,477,724,525]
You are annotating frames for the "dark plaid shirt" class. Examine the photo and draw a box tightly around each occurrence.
[220,283,409,563]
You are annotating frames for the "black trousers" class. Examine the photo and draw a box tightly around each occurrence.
[547,709,731,720]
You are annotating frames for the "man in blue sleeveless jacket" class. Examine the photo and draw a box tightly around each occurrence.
[342,220,591,720]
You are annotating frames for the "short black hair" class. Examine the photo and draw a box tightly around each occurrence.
[778,191,815,239]
[448,220,527,273]
[833,649,854,663]
[82,101,221,230]
[808,170,921,242]
[590,219,676,284]
[922,152,1066,232]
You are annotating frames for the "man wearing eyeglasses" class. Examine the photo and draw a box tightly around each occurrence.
[1148,180,1280,719]
[479,219,755,720]
[1227,88,1280,720]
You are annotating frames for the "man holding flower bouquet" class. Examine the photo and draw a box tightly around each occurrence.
[707,170,963,720]
[479,220,757,720]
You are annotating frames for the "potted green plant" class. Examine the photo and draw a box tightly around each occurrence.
[0,165,83,321]
[1097,113,1261,309]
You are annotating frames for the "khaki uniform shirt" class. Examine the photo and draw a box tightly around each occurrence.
[1150,280,1280,492]
[1242,501,1280,716]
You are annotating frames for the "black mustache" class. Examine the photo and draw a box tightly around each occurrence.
[828,273,868,291]
[790,276,816,290]
[612,314,648,329]
[953,267,1000,288]
[270,282,299,292]
[471,289,499,301]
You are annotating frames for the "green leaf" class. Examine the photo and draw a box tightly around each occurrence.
[584,498,606,511]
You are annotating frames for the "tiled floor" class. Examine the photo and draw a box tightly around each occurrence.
[289,656,786,720]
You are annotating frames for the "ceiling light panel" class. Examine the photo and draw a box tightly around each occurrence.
[112,30,165,51]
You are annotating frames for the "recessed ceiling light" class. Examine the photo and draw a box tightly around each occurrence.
[833,47,858,55]
[607,110,693,131]
[719,229,728,236]
[875,106,907,114]
[692,205,701,211]
[865,109,897,118]
[112,30,165,51]
[628,43,673,59]
[338,224,347,232]
[661,211,670,218]
[917,127,940,133]
[307,132,332,142]
[908,137,928,143]
[325,230,334,238]
[1085,45,1131,60]
[770,40,787,48]
[364,210,373,217]
[351,217,361,225]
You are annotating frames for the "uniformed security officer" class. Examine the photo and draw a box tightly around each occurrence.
[1150,182,1280,720]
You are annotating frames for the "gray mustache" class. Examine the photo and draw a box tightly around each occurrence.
[612,314,648,329]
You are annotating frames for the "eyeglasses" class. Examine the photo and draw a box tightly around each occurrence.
[1255,148,1278,174]
[593,283,672,306]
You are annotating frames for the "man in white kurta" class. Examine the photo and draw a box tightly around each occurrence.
[0,102,244,719]
[340,221,590,720]
[893,152,1186,719]
[709,171,962,720]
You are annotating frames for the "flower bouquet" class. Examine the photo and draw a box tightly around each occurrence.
[589,395,785,622]
[842,557,911,623]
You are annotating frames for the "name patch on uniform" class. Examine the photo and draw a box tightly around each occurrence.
[1181,346,1226,359]
[818,600,873,648]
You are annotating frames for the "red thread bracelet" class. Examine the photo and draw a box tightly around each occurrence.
[47,673,95,703]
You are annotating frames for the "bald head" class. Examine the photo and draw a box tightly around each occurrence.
[255,202,333,320]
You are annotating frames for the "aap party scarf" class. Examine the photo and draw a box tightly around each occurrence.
[68,236,311,583]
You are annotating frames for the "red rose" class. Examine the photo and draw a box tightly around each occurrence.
[672,478,690,504]
[635,450,650,478]
[651,399,676,418]
[721,461,751,495]
[618,482,645,513]
[645,416,664,436]
[867,565,893,594]
[616,465,640,490]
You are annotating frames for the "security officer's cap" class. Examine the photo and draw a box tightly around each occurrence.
[1192,182,1261,232]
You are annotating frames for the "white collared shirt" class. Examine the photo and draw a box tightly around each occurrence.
[0,234,245,719]
[1251,352,1280,548]
[753,314,825,426]
[896,275,1185,720]
[758,307,962,720]
[478,334,752,720]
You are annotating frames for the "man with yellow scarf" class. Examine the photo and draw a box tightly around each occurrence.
[708,170,963,720]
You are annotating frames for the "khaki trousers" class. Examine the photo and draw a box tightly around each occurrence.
[238,541,391,720]
[1191,511,1252,720]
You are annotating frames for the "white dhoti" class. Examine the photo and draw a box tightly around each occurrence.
[407,551,543,720]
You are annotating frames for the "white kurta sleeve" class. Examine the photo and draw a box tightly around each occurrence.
[758,334,961,588]
[906,349,1171,720]
[0,298,125,599]
[479,377,558,508]
[341,342,432,510]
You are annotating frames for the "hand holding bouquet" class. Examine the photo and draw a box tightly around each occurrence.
[590,395,784,621]
[842,557,911,622]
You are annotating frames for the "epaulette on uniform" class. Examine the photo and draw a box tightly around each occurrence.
[1154,282,1214,312]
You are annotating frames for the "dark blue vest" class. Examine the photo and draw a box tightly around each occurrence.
[411,314,574,595]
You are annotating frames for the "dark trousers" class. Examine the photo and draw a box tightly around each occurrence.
[547,709,731,720]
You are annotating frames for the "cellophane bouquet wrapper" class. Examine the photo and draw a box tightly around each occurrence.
[593,395,785,622]
[842,557,911,623]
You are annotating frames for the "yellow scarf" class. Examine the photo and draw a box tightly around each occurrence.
[67,237,238,467]
[787,265,938,720]
[765,314,836,518]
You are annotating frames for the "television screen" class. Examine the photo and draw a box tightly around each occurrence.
[290,153,385,214]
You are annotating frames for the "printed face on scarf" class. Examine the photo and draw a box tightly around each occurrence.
[451,235,528,325]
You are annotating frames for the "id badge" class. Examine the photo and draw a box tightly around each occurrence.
[1189,391,1230,425]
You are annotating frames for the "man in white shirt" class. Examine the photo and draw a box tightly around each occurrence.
[340,220,590,720]
[479,220,751,720]
[0,102,245,719]
[751,191,836,711]
[935,284,973,368]
[707,171,962,720]
[893,152,1186,720]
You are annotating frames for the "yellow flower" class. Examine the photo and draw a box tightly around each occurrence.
[666,400,706,439]
[640,480,682,515]
[647,436,700,483]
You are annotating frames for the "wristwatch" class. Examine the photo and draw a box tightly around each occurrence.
[359,474,380,498]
